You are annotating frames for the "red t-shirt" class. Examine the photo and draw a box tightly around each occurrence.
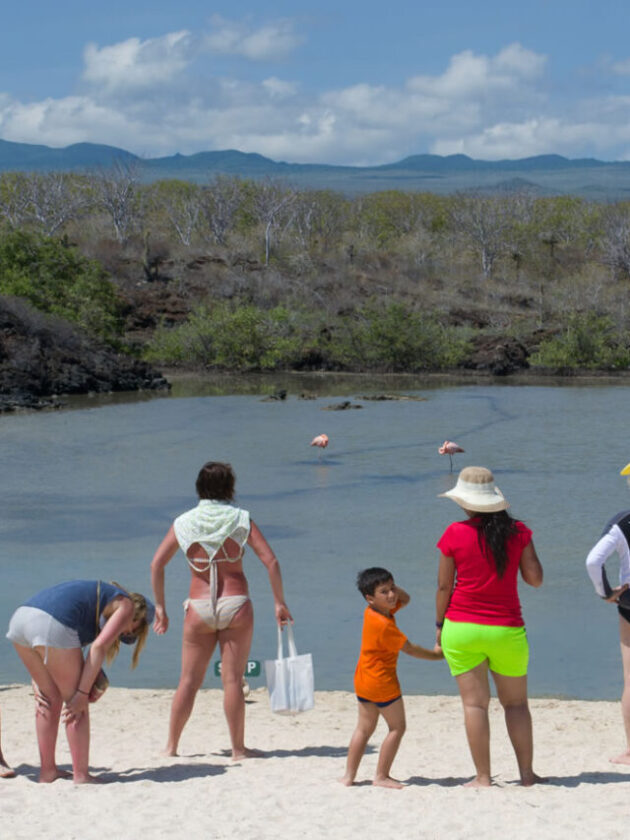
[354,605,407,703]
[437,518,532,627]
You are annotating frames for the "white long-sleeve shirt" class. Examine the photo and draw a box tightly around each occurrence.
[586,510,630,598]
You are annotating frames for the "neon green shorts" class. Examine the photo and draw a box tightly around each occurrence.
[441,619,529,677]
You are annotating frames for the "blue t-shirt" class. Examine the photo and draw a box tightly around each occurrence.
[25,580,127,646]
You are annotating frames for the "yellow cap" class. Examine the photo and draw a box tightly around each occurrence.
[621,463,630,476]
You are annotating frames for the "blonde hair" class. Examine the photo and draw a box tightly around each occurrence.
[106,584,151,670]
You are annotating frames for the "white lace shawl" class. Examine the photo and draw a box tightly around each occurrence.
[173,499,251,559]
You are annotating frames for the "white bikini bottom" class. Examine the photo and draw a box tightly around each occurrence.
[184,595,250,631]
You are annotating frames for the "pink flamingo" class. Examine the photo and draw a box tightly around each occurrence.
[310,434,329,460]
[438,440,464,472]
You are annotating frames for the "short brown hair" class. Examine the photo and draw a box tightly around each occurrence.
[195,462,236,500]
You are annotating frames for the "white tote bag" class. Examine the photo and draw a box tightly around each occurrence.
[265,624,314,714]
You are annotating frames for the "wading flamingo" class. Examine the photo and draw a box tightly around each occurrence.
[438,440,464,472]
[310,434,329,460]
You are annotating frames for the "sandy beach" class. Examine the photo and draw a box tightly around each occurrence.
[0,684,628,839]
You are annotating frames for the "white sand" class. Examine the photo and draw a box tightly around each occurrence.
[1,683,629,840]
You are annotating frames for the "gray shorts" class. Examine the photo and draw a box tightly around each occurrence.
[6,606,80,649]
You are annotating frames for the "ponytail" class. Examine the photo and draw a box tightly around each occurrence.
[472,511,519,577]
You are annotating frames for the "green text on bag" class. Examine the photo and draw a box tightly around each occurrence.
[214,659,261,677]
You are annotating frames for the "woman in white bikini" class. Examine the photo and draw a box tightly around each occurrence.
[151,461,292,760]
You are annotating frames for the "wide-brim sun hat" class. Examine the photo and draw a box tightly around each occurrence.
[438,465,509,513]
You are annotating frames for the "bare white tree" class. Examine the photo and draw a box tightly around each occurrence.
[21,172,92,236]
[149,181,202,247]
[599,203,630,280]
[0,173,31,228]
[448,192,533,278]
[251,179,296,265]
[199,175,243,247]
[94,161,141,244]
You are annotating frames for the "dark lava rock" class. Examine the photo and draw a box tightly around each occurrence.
[0,297,170,412]
[261,389,287,402]
[460,335,529,376]
[322,400,363,411]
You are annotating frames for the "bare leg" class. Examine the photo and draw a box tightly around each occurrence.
[164,609,216,756]
[456,662,492,787]
[611,616,630,764]
[0,709,15,778]
[13,644,67,783]
[339,700,379,786]
[492,671,542,785]
[218,601,255,760]
[373,698,406,789]
[45,647,95,784]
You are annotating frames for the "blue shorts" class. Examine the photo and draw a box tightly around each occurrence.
[356,694,401,708]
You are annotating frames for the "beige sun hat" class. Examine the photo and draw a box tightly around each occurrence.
[438,466,509,513]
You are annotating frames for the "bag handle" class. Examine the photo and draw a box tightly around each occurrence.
[95,580,101,635]
[276,623,298,660]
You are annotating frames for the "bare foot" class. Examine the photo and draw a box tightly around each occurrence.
[38,767,72,783]
[73,773,105,785]
[521,772,547,786]
[610,752,630,765]
[0,763,15,779]
[232,747,264,761]
[338,775,355,786]
[160,747,179,757]
[463,776,492,788]
[373,776,404,789]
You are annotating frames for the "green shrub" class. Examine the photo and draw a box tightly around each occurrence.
[331,303,470,371]
[0,230,121,342]
[145,302,304,370]
[146,299,471,372]
[530,313,630,370]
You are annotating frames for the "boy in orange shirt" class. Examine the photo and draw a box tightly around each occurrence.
[339,567,443,789]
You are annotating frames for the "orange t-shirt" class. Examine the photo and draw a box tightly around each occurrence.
[353,605,408,703]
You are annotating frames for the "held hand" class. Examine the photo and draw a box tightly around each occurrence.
[605,584,630,603]
[433,643,444,659]
[275,603,293,627]
[62,691,89,725]
[153,605,169,635]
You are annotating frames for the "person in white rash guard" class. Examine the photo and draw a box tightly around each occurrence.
[586,463,630,764]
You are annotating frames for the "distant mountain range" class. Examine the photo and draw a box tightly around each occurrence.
[1,138,630,198]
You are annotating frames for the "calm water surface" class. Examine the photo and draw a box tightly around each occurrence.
[0,374,628,699]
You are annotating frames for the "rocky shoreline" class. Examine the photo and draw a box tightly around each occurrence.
[1,294,628,414]
[0,297,169,413]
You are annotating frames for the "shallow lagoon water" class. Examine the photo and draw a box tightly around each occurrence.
[0,373,628,699]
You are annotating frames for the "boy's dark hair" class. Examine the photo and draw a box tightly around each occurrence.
[357,567,393,598]
[196,462,235,500]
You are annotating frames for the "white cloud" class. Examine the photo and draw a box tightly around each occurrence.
[2,33,630,164]
[262,77,298,99]
[408,43,545,99]
[205,16,302,60]
[83,31,195,93]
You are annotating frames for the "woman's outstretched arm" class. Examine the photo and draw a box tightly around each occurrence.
[248,520,293,626]
[151,525,180,634]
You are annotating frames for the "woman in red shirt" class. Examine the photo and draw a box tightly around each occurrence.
[435,466,544,787]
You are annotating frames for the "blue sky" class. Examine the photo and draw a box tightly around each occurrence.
[1,0,630,163]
